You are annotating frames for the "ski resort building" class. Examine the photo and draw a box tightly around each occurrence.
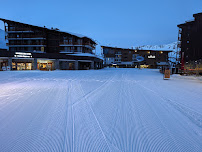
[0,18,103,71]
[102,46,171,68]
[177,12,202,74]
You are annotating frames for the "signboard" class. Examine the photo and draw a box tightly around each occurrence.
[164,69,170,79]
[6,66,11,71]
[133,55,144,62]
[148,55,155,59]
[14,52,32,58]
[2,66,6,71]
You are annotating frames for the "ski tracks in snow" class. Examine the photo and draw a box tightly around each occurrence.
[0,69,202,151]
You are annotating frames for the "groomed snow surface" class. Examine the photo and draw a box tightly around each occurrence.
[0,68,202,152]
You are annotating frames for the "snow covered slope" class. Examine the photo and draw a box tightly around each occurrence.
[136,42,177,51]
[0,29,7,49]
[0,69,201,151]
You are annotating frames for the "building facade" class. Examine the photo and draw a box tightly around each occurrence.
[102,46,171,68]
[0,18,103,71]
[177,12,202,73]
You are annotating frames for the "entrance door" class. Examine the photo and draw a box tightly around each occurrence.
[0,61,8,71]
[47,63,52,71]
[69,63,74,70]
[38,63,52,71]
[26,63,32,70]
[17,63,26,70]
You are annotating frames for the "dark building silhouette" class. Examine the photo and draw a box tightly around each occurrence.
[102,46,171,68]
[177,12,202,72]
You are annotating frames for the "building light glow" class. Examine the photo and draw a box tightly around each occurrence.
[16,52,32,55]
[15,52,32,58]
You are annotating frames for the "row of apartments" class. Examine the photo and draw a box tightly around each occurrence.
[2,12,201,71]
[0,18,103,71]
[177,12,202,74]
[102,46,171,69]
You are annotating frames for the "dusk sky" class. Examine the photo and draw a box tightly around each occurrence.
[0,0,201,48]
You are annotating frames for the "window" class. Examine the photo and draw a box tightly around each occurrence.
[115,51,121,55]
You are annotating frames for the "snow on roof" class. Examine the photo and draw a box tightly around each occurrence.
[139,49,172,52]
[57,30,96,43]
[66,53,103,60]
[136,42,176,52]
[102,45,173,52]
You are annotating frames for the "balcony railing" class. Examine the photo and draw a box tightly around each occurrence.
[60,50,74,53]
[60,42,95,48]
[115,52,122,55]
[7,31,34,33]
[9,45,46,47]
[115,57,121,59]
[8,28,33,31]
[60,42,82,45]
[60,42,94,45]
[9,42,45,45]
[8,35,46,39]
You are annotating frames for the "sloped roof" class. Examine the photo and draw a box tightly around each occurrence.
[0,18,96,44]
[101,46,172,52]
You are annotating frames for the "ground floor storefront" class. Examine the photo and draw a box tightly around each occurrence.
[0,51,103,71]
[181,62,202,75]
[37,59,55,71]
[12,59,34,70]
[106,63,165,69]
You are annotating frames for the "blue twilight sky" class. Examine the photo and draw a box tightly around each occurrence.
[0,0,201,48]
